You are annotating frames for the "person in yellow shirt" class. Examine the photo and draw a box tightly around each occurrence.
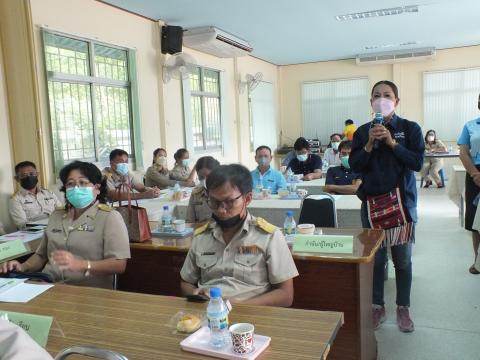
[343,119,357,141]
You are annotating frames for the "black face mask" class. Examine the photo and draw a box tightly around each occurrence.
[212,213,245,229]
[20,176,38,190]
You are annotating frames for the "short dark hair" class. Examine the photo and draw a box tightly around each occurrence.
[59,161,107,206]
[109,149,128,162]
[15,161,37,175]
[338,140,352,152]
[330,133,342,141]
[255,145,272,155]
[174,148,189,161]
[345,119,354,125]
[294,137,310,151]
[206,164,252,195]
[195,156,220,172]
[371,80,399,99]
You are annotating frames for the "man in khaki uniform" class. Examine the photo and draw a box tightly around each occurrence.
[9,161,62,229]
[185,186,211,223]
[103,149,161,201]
[181,164,298,307]
[0,319,53,360]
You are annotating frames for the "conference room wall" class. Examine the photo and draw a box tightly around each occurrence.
[279,46,480,144]
[0,36,16,232]
[29,0,280,182]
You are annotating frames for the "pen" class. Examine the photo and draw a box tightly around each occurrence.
[0,280,15,289]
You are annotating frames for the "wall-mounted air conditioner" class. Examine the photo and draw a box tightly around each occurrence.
[356,47,436,65]
[183,26,253,58]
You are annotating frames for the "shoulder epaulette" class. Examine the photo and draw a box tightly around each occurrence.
[192,186,204,195]
[255,217,277,234]
[98,204,113,212]
[194,221,211,236]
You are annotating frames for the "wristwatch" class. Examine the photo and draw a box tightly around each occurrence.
[84,260,91,277]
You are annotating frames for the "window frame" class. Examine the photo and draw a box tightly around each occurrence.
[182,65,224,154]
[40,29,141,172]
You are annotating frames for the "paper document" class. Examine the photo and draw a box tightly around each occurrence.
[0,230,44,243]
[0,278,53,303]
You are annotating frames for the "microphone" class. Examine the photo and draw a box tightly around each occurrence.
[372,112,384,149]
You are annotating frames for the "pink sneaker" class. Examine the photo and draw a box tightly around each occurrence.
[372,305,386,330]
[397,306,414,332]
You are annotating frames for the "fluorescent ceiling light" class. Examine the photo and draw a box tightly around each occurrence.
[336,5,419,21]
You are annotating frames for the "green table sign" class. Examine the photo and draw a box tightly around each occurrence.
[293,234,354,254]
[0,240,27,262]
[0,311,53,347]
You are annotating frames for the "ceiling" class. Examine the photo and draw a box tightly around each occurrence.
[102,0,480,65]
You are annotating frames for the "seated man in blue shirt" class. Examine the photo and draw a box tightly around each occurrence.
[251,146,287,193]
[287,137,322,181]
[325,140,362,195]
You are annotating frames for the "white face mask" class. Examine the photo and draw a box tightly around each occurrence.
[199,179,207,189]
[155,156,167,166]
[427,135,435,142]
[331,142,340,151]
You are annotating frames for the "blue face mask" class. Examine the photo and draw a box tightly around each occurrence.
[257,157,270,166]
[116,162,129,176]
[297,154,308,162]
[340,156,350,169]
[182,159,190,167]
[66,187,95,209]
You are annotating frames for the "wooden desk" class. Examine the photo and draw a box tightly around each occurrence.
[119,228,384,360]
[0,284,343,360]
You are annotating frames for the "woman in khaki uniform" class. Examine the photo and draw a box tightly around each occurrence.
[0,161,131,289]
[186,156,220,223]
[170,148,195,182]
[421,129,447,188]
[145,148,194,189]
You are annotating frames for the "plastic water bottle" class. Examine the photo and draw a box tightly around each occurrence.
[373,112,384,149]
[286,167,294,183]
[449,144,453,153]
[161,205,172,232]
[283,211,296,244]
[322,160,329,173]
[174,181,181,192]
[207,287,229,348]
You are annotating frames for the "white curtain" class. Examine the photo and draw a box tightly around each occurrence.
[250,81,278,151]
[424,68,480,141]
[302,77,370,145]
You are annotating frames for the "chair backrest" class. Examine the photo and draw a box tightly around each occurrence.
[55,346,128,360]
[298,193,337,228]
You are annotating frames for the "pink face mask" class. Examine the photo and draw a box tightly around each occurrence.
[372,98,396,117]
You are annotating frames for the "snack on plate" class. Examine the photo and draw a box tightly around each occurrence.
[176,314,201,333]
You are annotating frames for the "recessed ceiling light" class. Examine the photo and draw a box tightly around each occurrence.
[336,5,419,21]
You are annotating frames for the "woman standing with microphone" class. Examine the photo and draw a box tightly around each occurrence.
[350,80,424,333]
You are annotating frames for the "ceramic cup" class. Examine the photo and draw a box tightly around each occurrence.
[296,189,308,198]
[173,219,186,232]
[297,223,315,235]
[229,323,254,354]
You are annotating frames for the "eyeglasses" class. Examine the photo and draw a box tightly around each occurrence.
[18,172,38,179]
[65,180,92,189]
[207,194,243,210]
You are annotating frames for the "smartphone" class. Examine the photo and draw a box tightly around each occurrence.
[186,294,210,302]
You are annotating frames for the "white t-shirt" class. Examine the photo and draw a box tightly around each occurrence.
[323,148,341,166]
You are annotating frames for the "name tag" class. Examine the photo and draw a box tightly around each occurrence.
[201,251,215,256]
[238,245,259,255]
[394,132,405,139]
[51,229,62,233]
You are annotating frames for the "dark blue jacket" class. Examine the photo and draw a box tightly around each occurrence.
[350,114,424,210]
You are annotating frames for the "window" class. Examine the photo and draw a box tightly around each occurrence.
[249,82,277,152]
[188,67,222,151]
[424,68,480,141]
[43,31,137,171]
[302,77,369,145]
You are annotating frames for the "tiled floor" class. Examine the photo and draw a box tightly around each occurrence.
[376,187,480,360]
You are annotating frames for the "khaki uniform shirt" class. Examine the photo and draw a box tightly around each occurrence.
[170,164,191,182]
[9,187,62,229]
[186,186,211,223]
[144,166,177,189]
[36,202,131,289]
[0,319,53,360]
[180,213,299,301]
[102,167,143,192]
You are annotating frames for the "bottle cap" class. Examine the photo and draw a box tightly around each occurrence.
[210,287,221,298]
[163,205,169,210]
[286,210,293,217]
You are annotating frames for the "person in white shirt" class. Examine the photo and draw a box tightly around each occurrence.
[323,133,342,167]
